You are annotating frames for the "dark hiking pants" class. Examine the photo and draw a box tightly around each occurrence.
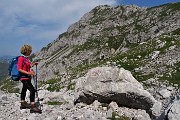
[21,80,35,102]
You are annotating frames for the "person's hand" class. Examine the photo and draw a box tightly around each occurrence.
[29,71,35,75]
[34,62,39,65]
[32,62,39,67]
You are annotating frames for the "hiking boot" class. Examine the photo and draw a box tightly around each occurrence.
[30,105,42,113]
[20,101,31,109]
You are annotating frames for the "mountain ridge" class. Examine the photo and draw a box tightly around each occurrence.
[34,2,180,87]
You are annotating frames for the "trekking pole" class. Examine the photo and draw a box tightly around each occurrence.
[33,64,41,110]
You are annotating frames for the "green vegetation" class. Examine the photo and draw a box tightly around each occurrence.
[41,42,53,51]
[67,32,180,86]
[90,6,111,25]
[134,24,144,31]
[134,73,155,82]
[58,32,69,39]
[45,78,65,92]
[107,36,124,50]
[171,28,180,35]
[76,38,101,51]
[44,77,76,92]
[158,10,168,20]
[0,78,19,93]
[147,2,180,11]
[159,62,180,86]
[67,82,75,90]
[158,35,180,54]
[70,58,105,78]
[47,101,66,105]
[146,3,180,21]
[66,30,80,38]
[167,2,180,12]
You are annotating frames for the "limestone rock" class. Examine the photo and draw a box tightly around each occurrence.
[75,67,157,114]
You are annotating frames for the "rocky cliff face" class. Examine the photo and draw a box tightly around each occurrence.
[34,3,180,89]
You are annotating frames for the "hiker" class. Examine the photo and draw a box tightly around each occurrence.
[18,44,42,113]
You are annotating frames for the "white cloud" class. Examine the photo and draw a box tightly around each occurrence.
[0,0,116,56]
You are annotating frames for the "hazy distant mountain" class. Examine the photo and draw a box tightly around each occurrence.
[0,55,14,63]
[0,62,9,80]
[0,56,12,80]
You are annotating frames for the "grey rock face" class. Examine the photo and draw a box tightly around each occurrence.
[167,99,180,120]
[74,67,158,114]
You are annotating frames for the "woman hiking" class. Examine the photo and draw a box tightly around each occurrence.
[18,44,42,113]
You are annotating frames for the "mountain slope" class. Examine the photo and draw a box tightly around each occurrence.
[0,62,9,80]
[34,2,180,91]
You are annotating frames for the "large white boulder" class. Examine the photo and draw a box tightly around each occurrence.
[74,67,159,114]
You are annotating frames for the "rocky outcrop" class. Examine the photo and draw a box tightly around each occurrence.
[166,99,180,120]
[74,67,161,116]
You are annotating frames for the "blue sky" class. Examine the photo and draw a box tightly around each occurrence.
[0,0,179,56]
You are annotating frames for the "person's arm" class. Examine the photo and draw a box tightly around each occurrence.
[30,62,39,68]
[17,57,35,75]
[18,69,35,75]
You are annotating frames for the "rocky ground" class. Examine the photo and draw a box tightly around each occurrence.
[0,67,180,120]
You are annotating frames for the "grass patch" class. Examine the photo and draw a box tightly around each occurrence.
[167,2,180,12]
[47,84,65,92]
[45,78,76,91]
[0,78,19,93]
[45,78,65,92]
[171,28,180,35]
[67,82,76,90]
[159,62,180,86]
[157,35,179,54]
[107,36,124,50]
[134,73,155,82]
[47,101,65,105]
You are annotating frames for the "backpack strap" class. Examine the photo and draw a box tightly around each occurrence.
[18,56,26,69]
[22,56,26,70]
[18,56,28,78]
